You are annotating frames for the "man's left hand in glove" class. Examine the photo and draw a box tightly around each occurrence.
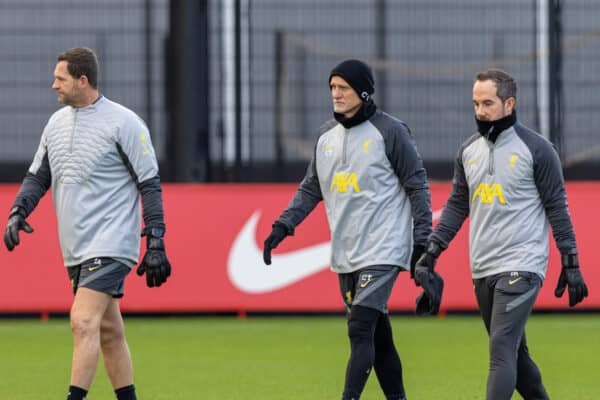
[554,251,588,307]
[137,227,171,288]
[414,241,444,315]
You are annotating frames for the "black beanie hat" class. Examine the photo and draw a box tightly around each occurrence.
[329,59,375,102]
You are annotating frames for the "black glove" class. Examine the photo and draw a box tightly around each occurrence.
[263,222,290,265]
[414,241,444,312]
[415,271,444,316]
[4,207,34,251]
[410,244,426,278]
[137,228,171,287]
[554,252,588,307]
[413,241,442,285]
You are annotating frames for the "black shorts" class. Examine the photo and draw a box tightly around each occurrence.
[67,257,131,298]
[338,265,400,314]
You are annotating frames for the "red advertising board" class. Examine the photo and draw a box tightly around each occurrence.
[0,182,597,313]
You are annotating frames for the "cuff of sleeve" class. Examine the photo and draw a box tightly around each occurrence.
[426,240,444,258]
[560,250,579,268]
[9,206,26,218]
[274,220,294,236]
[142,225,166,238]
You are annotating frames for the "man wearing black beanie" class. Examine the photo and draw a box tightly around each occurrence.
[263,59,434,400]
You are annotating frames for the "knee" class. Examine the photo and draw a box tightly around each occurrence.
[347,308,378,366]
[70,313,100,339]
[100,320,125,348]
[347,306,379,341]
[348,318,371,341]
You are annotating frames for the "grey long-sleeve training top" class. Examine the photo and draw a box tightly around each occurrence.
[277,109,432,274]
[12,96,164,267]
[431,121,577,279]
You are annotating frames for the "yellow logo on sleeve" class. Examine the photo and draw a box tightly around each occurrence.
[363,139,372,154]
[140,132,150,155]
[509,155,518,169]
[330,172,361,193]
[472,183,506,204]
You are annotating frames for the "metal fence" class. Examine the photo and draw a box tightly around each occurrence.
[561,1,600,170]
[209,0,600,181]
[0,0,168,178]
[1,0,599,182]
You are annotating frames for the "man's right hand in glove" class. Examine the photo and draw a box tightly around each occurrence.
[137,227,171,287]
[263,222,291,265]
[414,241,444,311]
[4,207,33,251]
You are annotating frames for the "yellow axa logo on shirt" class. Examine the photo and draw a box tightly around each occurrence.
[472,183,506,204]
[330,172,361,193]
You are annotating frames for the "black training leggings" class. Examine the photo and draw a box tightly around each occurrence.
[342,305,406,400]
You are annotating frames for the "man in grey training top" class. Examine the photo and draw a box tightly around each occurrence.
[414,69,588,400]
[263,59,433,400]
[3,47,171,400]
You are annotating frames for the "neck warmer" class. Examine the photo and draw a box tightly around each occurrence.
[334,100,377,129]
[475,111,517,143]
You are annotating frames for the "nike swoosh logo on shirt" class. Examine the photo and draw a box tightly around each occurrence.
[227,209,443,294]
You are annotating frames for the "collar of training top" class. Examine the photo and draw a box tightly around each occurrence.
[475,111,517,143]
[334,99,377,129]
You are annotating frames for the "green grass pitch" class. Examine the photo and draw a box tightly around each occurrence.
[0,314,598,399]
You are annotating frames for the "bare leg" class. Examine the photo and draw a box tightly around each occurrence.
[69,288,112,389]
[100,298,134,389]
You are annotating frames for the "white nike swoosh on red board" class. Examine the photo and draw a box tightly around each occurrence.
[228,209,443,294]
[228,211,330,293]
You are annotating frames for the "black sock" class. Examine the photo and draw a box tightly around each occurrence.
[67,385,88,400]
[115,384,137,400]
